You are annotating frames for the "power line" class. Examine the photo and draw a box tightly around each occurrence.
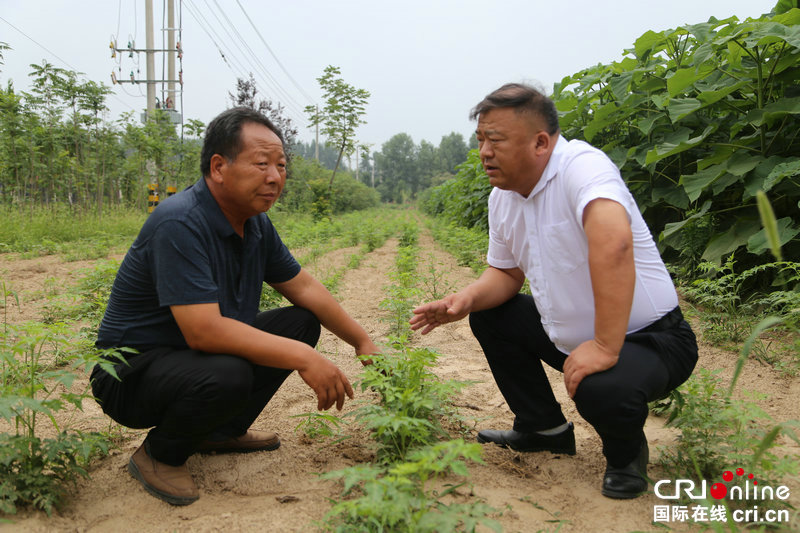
[207,0,306,114]
[182,0,306,125]
[234,0,315,105]
[234,0,316,105]
[199,0,305,116]
[0,14,136,112]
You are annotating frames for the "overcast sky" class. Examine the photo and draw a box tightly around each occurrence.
[1,0,775,151]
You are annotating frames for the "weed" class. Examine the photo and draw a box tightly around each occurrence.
[658,369,798,513]
[518,497,572,532]
[421,253,454,301]
[292,411,346,441]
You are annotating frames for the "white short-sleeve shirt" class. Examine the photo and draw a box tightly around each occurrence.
[487,135,678,354]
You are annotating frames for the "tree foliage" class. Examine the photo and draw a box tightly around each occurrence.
[552,7,800,271]
[229,73,298,146]
[305,66,370,194]
[0,52,203,211]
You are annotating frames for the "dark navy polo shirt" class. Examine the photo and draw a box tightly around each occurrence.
[97,178,300,349]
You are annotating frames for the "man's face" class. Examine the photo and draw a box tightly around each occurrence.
[475,108,541,197]
[219,122,287,217]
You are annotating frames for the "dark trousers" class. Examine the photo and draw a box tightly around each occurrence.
[469,294,697,467]
[90,307,320,466]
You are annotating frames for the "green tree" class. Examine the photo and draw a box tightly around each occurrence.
[438,132,469,174]
[305,66,370,195]
[229,73,298,146]
[376,133,418,203]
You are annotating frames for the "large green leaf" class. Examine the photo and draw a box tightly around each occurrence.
[652,184,690,209]
[660,200,712,240]
[764,159,800,191]
[667,64,715,97]
[726,151,763,176]
[747,217,800,254]
[701,219,762,264]
[744,155,797,198]
[637,113,666,136]
[634,30,666,58]
[680,165,724,202]
[746,96,800,126]
[695,79,749,106]
[667,98,703,122]
[645,125,715,165]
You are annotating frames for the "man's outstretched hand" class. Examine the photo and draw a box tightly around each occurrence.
[410,293,472,335]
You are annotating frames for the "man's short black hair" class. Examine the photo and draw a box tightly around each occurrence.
[200,107,285,176]
[470,83,560,135]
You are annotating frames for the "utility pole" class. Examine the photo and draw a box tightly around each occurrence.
[355,145,359,183]
[314,104,319,161]
[110,0,182,123]
[167,0,176,110]
[145,0,156,118]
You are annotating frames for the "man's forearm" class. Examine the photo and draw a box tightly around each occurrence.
[461,266,525,313]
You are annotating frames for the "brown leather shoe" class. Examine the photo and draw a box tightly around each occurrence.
[195,429,281,454]
[127,444,199,505]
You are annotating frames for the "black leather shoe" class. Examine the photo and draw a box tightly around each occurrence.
[601,438,649,499]
[476,422,576,455]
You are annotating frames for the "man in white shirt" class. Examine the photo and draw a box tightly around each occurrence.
[410,83,698,499]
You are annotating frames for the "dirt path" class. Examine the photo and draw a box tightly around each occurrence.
[1,230,798,532]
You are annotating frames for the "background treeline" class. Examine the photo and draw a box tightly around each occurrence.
[424,4,800,277]
[0,42,473,217]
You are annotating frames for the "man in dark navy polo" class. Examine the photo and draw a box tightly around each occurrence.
[91,107,378,506]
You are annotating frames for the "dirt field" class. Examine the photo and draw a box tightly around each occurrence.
[1,232,798,532]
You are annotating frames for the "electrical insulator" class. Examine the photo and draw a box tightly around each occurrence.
[130,71,135,82]
[179,71,183,85]
[111,50,116,59]
[111,72,117,85]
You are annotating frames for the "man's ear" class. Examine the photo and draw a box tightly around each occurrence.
[534,131,552,155]
[209,154,227,184]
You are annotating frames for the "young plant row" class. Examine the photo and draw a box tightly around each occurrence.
[260,207,403,309]
[0,278,122,517]
[318,219,501,532]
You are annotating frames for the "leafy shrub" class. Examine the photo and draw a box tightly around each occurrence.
[552,8,800,273]
[0,319,122,515]
[658,369,799,501]
[279,155,379,215]
[320,440,500,533]
[419,150,491,232]
[352,347,468,463]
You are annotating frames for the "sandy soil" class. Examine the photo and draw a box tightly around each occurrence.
[0,231,798,533]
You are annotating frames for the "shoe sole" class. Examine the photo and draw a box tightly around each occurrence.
[601,486,646,499]
[128,458,199,506]
[196,440,281,455]
[476,434,576,455]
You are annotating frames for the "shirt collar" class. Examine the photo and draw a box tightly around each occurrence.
[193,177,264,242]
[528,134,568,199]
[194,177,237,238]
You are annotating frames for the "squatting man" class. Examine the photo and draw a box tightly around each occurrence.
[410,83,699,499]
[91,107,378,505]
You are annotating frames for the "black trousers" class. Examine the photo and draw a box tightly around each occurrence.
[90,306,320,466]
[469,294,698,467]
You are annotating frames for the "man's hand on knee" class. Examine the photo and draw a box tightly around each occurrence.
[563,339,619,398]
